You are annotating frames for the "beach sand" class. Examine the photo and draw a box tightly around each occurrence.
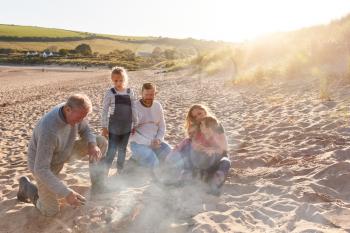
[1,66,350,232]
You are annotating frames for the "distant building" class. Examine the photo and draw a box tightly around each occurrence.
[41,51,54,58]
[26,51,39,56]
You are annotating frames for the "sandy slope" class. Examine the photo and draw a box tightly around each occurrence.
[1,66,350,233]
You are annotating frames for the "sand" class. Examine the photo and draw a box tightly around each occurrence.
[1,65,350,233]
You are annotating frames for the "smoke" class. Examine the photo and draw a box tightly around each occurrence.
[71,161,219,233]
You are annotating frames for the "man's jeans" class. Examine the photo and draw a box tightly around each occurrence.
[130,141,171,168]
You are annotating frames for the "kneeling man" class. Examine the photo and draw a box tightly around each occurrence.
[17,94,107,216]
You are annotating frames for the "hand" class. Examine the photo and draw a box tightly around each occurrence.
[101,128,109,138]
[192,141,206,152]
[88,143,102,163]
[65,191,86,207]
[150,139,161,149]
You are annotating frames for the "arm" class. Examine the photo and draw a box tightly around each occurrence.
[214,124,228,154]
[130,89,139,127]
[155,103,166,141]
[78,120,101,162]
[192,133,228,156]
[78,119,96,144]
[33,131,72,198]
[215,132,228,154]
[187,124,197,138]
[101,90,111,136]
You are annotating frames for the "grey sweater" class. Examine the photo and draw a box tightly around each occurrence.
[27,103,96,198]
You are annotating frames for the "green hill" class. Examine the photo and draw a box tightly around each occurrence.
[0,24,230,70]
[0,24,225,54]
[0,24,93,39]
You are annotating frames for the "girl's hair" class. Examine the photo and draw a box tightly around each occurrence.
[184,104,210,135]
[201,116,219,131]
[111,66,128,86]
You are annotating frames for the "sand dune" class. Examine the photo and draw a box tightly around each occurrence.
[1,66,350,232]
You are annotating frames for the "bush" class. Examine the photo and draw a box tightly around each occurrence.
[152,47,163,57]
[75,43,92,56]
[58,49,69,56]
[0,48,14,54]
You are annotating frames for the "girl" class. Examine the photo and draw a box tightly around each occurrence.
[165,105,230,195]
[101,67,138,175]
[186,116,231,195]
[165,105,210,173]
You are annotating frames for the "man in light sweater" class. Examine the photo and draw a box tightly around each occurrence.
[130,83,171,168]
[17,94,107,217]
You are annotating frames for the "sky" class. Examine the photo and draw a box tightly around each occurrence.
[1,0,350,42]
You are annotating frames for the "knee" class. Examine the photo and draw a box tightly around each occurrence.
[36,199,60,217]
[42,208,59,217]
[219,157,231,175]
[149,159,159,168]
[166,151,183,168]
[142,150,159,168]
[138,151,159,168]
[161,142,172,153]
[158,142,172,158]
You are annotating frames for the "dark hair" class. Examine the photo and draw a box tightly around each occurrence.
[142,82,156,92]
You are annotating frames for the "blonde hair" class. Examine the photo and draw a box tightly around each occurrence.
[184,104,210,136]
[201,116,219,131]
[65,94,92,113]
[111,66,128,86]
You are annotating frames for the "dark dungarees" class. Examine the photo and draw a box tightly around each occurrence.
[103,88,132,170]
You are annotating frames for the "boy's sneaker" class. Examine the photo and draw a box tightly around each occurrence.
[206,171,225,196]
[207,185,221,196]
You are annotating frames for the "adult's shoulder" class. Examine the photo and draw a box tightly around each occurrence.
[153,100,161,105]
[153,100,164,109]
[128,88,138,99]
[39,104,64,133]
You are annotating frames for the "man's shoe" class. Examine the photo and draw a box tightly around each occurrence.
[17,176,39,205]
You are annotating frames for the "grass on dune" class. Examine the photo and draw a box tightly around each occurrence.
[0,24,90,38]
[96,33,155,41]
